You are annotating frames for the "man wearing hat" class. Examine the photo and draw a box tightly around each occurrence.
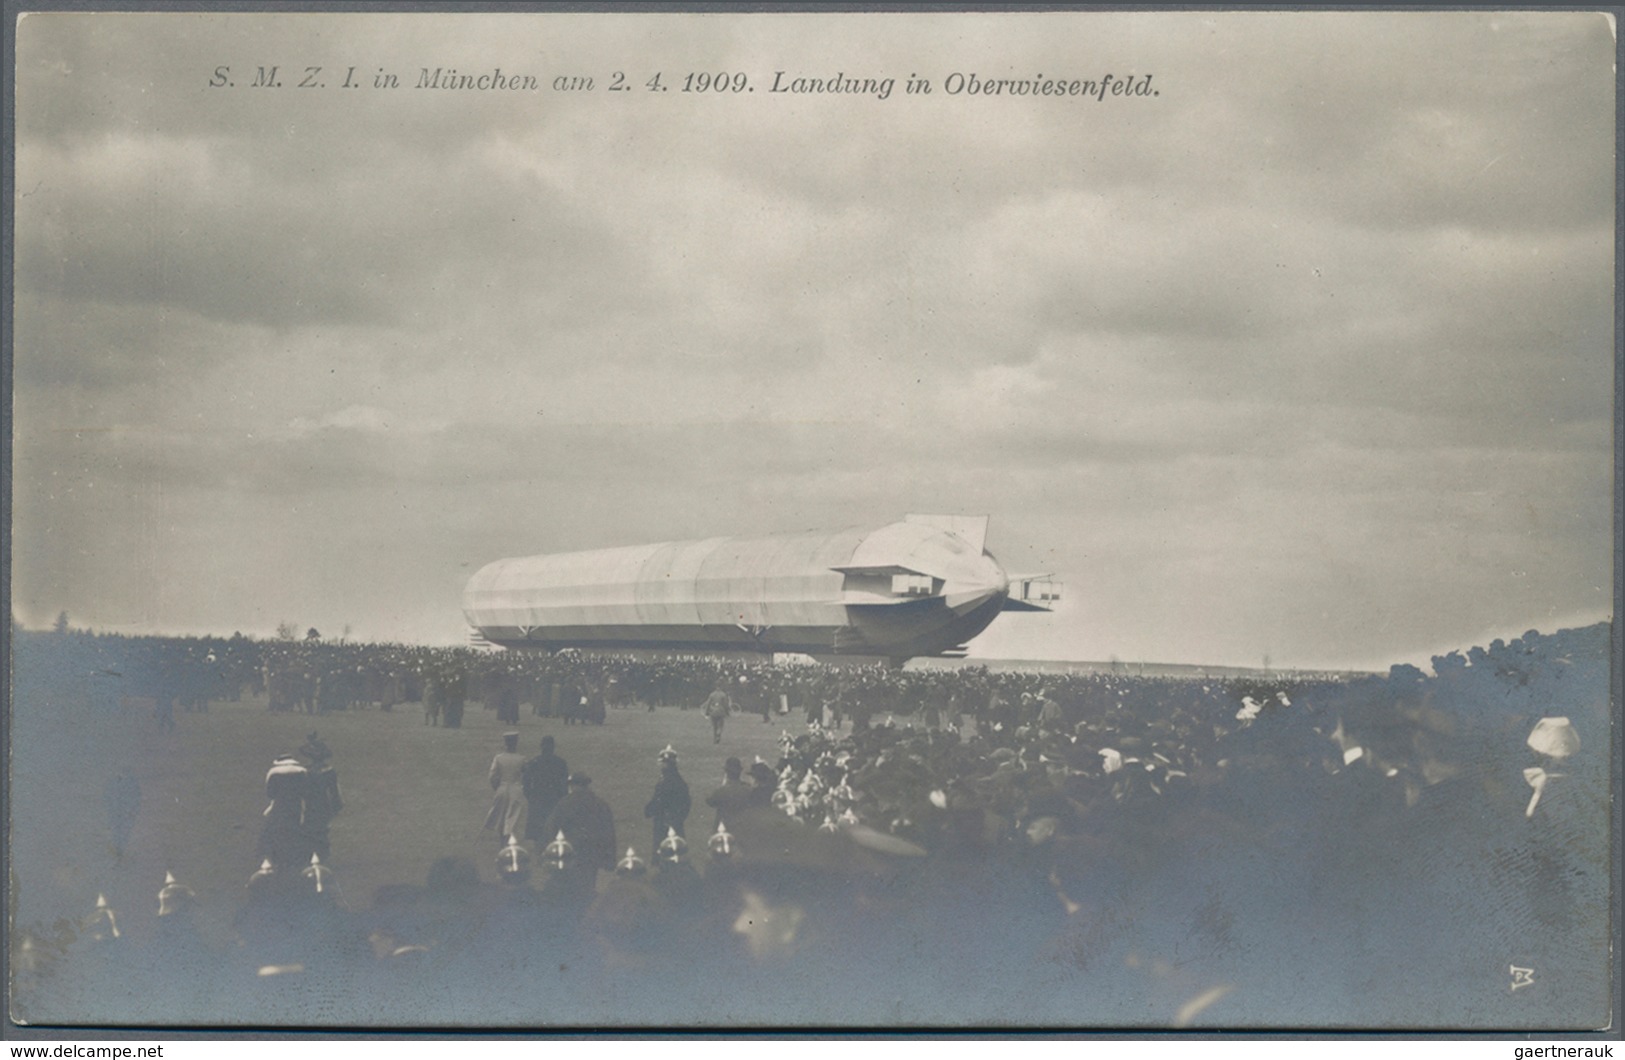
[747,760,778,808]
[521,735,569,843]
[300,733,343,861]
[644,746,691,854]
[483,732,528,843]
[706,757,754,831]
[541,772,618,905]
[299,730,332,763]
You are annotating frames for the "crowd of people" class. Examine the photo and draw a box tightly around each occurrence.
[8,625,1374,740]
[8,620,1611,1028]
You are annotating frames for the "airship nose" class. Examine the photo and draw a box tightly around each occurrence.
[942,552,1009,613]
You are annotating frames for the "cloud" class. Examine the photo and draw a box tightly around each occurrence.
[10,11,1614,665]
[15,132,656,341]
[280,404,446,439]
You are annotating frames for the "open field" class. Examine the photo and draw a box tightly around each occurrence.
[11,687,792,950]
[8,625,1612,1030]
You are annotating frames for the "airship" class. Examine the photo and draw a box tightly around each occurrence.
[462,514,1059,665]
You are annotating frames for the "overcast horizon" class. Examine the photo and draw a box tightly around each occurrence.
[11,11,1616,673]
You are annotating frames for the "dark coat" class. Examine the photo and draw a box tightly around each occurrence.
[543,789,617,872]
[705,778,754,831]
[259,757,309,867]
[301,763,343,859]
[644,767,691,842]
[520,751,569,840]
[304,764,343,827]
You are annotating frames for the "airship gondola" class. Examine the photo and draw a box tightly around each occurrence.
[462,514,1059,665]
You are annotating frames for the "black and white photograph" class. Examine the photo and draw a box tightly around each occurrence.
[6,7,1617,1034]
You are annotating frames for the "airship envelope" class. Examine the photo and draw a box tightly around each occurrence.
[462,516,1059,663]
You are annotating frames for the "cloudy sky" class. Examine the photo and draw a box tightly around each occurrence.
[11,11,1615,670]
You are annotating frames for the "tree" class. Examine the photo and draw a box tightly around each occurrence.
[275,622,298,641]
[1387,662,1427,686]
[305,628,322,641]
[53,611,70,635]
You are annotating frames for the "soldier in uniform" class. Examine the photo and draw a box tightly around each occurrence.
[483,732,528,843]
[702,684,732,744]
[303,853,337,898]
[652,828,704,920]
[495,834,533,886]
[541,772,617,909]
[85,892,121,943]
[585,847,665,967]
[644,746,692,853]
[245,858,280,901]
[58,893,133,1022]
[147,870,218,1015]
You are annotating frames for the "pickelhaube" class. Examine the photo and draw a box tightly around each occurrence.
[16,935,46,976]
[157,870,196,916]
[85,893,120,942]
[302,852,334,896]
[615,847,647,876]
[707,822,735,858]
[496,835,532,885]
[656,827,688,865]
[247,858,277,893]
[543,830,574,870]
[658,744,678,764]
[1528,716,1581,759]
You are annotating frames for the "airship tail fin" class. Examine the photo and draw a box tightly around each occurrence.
[904,514,989,553]
[1004,575,1062,611]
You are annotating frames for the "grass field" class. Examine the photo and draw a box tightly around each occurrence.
[10,686,794,953]
[10,626,1613,1030]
